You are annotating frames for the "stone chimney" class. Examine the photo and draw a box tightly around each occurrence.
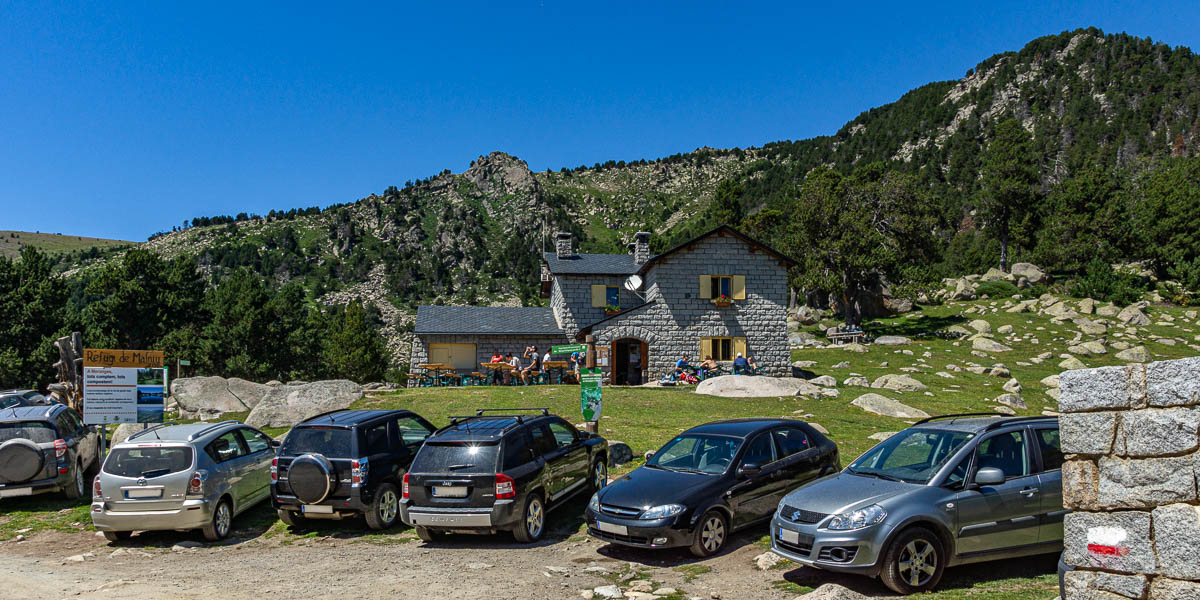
[633,232,650,265]
[555,232,573,259]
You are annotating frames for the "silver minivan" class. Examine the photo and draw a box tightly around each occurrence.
[91,421,277,542]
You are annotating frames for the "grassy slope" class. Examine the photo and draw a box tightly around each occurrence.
[0,230,135,259]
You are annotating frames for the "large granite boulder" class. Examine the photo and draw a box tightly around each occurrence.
[1011,262,1049,284]
[172,377,250,418]
[870,374,928,392]
[245,380,364,428]
[851,393,931,419]
[695,376,821,398]
[1118,304,1151,326]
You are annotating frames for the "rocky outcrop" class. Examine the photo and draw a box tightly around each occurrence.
[171,376,271,419]
[695,376,821,398]
[245,380,364,428]
[870,374,928,392]
[1011,263,1048,284]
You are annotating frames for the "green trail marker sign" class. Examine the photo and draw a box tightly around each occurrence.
[580,367,603,421]
[552,343,587,354]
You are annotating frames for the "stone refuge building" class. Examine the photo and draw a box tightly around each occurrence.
[1058,356,1200,599]
[409,226,795,384]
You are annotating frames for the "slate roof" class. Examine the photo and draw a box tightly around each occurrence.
[414,305,563,335]
[542,252,648,275]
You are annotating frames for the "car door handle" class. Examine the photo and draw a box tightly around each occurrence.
[1019,487,1039,497]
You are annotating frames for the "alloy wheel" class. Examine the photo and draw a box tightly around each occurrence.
[74,467,85,497]
[593,462,607,490]
[215,502,231,537]
[526,497,544,538]
[379,489,399,524]
[701,515,725,553]
[898,539,937,587]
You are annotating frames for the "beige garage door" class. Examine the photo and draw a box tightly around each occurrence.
[428,343,477,370]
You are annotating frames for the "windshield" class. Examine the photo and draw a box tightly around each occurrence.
[646,434,743,474]
[104,446,194,478]
[849,429,974,484]
[281,427,353,456]
[411,442,499,474]
[0,422,56,443]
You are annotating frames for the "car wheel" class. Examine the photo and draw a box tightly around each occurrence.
[277,509,307,528]
[590,459,608,492]
[103,531,132,542]
[415,526,442,543]
[512,493,545,543]
[202,498,233,541]
[63,462,85,500]
[689,510,727,557]
[880,527,945,594]
[365,482,400,530]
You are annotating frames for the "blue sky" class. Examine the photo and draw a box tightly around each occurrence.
[2,2,1198,241]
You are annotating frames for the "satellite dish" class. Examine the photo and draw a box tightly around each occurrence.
[624,275,643,292]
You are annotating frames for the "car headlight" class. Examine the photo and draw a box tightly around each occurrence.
[826,504,887,530]
[588,492,600,512]
[640,504,685,519]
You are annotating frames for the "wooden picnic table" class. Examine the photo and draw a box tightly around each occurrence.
[417,363,455,386]
[542,361,569,384]
[827,331,867,345]
[480,362,515,385]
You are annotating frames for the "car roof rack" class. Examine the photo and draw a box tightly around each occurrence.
[982,415,1057,432]
[448,408,549,426]
[187,420,240,441]
[127,422,179,441]
[300,408,358,425]
[912,412,1008,425]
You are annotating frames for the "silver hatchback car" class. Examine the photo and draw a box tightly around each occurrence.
[91,421,277,542]
[771,415,1063,594]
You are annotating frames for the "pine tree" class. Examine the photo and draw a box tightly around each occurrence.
[979,119,1039,271]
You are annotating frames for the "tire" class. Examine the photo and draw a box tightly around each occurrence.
[511,493,545,543]
[63,462,85,500]
[415,526,442,543]
[364,482,400,530]
[103,531,132,542]
[880,527,946,595]
[202,498,233,542]
[689,510,728,557]
[589,459,608,493]
[277,509,307,528]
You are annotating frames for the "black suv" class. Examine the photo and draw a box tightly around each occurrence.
[271,409,436,529]
[0,389,52,409]
[400,408,609,543]
[0,402,100,500]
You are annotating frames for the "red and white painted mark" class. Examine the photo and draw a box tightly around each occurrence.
[1086,526,1130,557]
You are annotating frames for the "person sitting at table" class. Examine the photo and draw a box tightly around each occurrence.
[746,355,759,375]
[674,354,692,381]
[733,352,750,375]
[504,352,520,384]
[520,345,540,384]
[490,352,504,363]
[698,355,719,377]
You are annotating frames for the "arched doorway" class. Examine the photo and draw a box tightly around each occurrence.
[612,338,648,385]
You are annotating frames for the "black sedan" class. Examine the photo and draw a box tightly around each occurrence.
[585,418,840,557]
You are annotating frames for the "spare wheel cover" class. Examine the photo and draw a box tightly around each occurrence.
[0,439,46,483]
[289,453,335,504]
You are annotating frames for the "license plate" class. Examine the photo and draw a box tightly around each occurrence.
[301,504,333,514]
[0,487,32,498]
[597,521,628,536]
[780,528,800,544]
[126,488,162,499]
[432,486,468,498]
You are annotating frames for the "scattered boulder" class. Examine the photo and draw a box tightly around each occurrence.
[981,267,1013,282]
[111,423,148,445]
[606,442,633,466]
[793,360,818,368]
[1011,263,1048,284]
[1078,298,1095,314]
[1003,378,1022,394]
[592,585,623,599]
[883,297,914,314]
[809,375,837,387]
[995,394,1027,409]
[171,376,254,418]
[874,335,911,346]
[1041,374,1060,388]
[870,374,928,392]
[843,376,869,387]
[797,583,869,600]
[972,338,1013,353]
[753,551,784,570]
[867,431,897,441]
[1059,356,1087,370]
[997,324,1013,335]
[1074,318,1108,336]
[841,343,869,353]
[968,319,992,334]
[989,365,1011,378]
[951,279,977,300]
[795,305,822,325]
[1044,301,1080,319]
[1116,346,1150,363]
[245,380,364,428]
[694,376,820,398]
[851,393,931,419]
[1096,304,1121,317]
[1081,340,1107,355]
[832,361,850,369]
[1118,304,1151,326]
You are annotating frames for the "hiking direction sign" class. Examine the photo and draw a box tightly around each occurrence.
[580,367,603,422]
[82,349,167,425]
[552,343,587,355]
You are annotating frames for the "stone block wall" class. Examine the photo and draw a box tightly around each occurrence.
[1058,356,1200,599]
[550,274,640,339]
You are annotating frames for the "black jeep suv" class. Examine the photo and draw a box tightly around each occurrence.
[0,402,101,500]
[271,409,436,529]
[400,408,609,543]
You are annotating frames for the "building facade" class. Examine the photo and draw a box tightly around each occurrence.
[410,227,795,384]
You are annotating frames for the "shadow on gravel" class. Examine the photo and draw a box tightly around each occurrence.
[778,551,1059,597]
[591,526,767,568]
[410,494,590,550]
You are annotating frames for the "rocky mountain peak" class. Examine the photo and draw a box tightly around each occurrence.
[465,151,541,198]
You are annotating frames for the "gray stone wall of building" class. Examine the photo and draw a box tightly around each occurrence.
[408,333,571,386]
[1058,356,1200,599]
[550,274,641,340]
[591,234,790,379]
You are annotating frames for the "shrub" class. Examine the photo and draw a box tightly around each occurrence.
[975,280,1019,298]
[1069,258,1145,305]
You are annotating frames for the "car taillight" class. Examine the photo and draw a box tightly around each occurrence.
[351,458,367,487]
[495,473,515,499]
[402,472,409,499]
[92,476,102,498]
[187,470,208,495]
[54,439,67,459]
[270,458,278,483]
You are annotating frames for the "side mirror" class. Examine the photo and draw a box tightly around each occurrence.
[738,463,761,478]
[975,467,1005,486]
[644,450,656,460]
[269,439,281,449]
